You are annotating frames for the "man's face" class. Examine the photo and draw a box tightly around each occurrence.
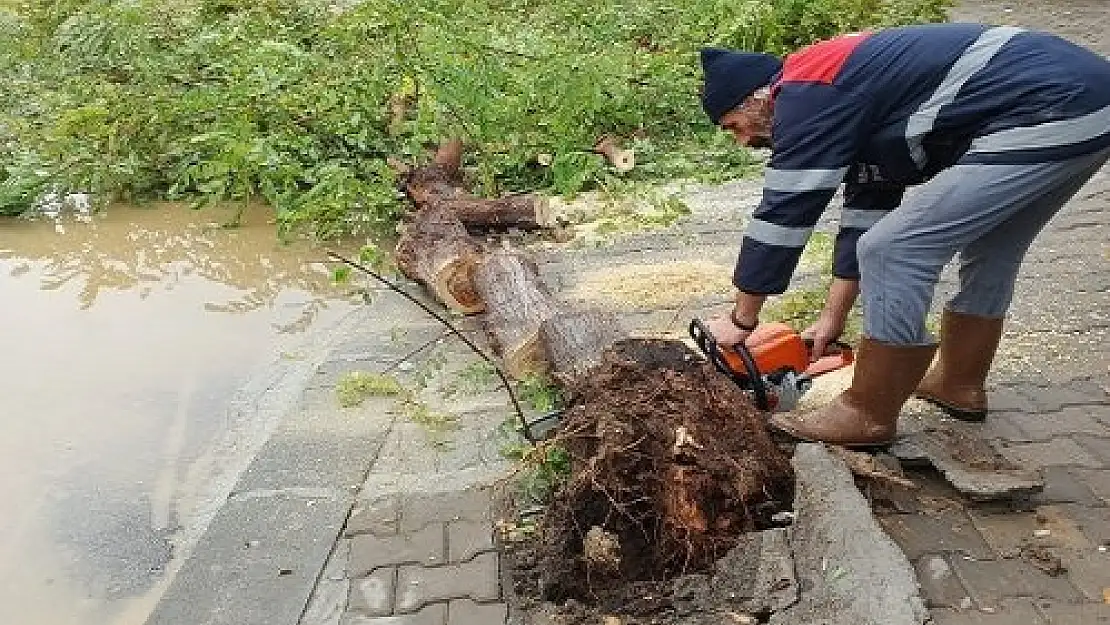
[719,90,773,149]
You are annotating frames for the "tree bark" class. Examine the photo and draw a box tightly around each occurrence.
[540,308,625,381]
[394,205,485,314]
[438,194,543,229]
[473,251,560,378]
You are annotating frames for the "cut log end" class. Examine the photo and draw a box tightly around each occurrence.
[395,206,485,314]
[594,135,636,172]
[436,255,485,314]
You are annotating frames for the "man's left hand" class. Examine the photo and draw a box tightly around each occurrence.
[706,314,752,347]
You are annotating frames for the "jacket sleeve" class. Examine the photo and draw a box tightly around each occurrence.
[832,166,905,280]
[734,83,871,295]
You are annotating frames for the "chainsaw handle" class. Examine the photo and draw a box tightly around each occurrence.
[802,338,855,377]
[688,319,772,411]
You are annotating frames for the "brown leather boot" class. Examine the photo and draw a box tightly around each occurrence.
[769,338,937,448]
[914,310,1004,422]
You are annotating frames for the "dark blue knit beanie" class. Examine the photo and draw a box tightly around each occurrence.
[700,48,783,125]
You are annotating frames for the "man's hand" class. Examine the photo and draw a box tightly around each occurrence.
[801,314,845,361]
[802,278,860,361]
[706,291,766,347]
[707,315,752,347]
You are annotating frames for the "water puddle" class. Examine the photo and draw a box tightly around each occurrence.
[0,203,361,625]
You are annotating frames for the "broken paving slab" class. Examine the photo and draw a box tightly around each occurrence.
[769,443,928,625]
[893,409,1043,501]
[711,527,798,615]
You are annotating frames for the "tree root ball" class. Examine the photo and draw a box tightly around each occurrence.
[536,339,795,606]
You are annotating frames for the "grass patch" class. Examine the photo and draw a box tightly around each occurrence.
[517,373,563,413]
[336,371,404,407]
[501,439,572,505]
[442,361,499,397]
[399,396,460,432]
[799,231,834,271]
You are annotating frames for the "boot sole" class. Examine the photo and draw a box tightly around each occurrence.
[913,392,987,422]
[768,420,893,451]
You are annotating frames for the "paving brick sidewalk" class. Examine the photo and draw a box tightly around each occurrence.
[876,164,1110,625]
[304,488,507,625]
[876,5,1110,622]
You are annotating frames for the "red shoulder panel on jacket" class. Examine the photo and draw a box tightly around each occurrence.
[776,32,871,88]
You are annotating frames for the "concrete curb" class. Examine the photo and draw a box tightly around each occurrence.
[770,444,929,625]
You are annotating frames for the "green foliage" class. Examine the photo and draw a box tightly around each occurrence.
[0,0,951,230]
[798,231,834,271]
[336,371,404,407]
[517,374,563,413]
[502,440,572,504]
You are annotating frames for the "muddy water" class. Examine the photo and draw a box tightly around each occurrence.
[0,203,360,625]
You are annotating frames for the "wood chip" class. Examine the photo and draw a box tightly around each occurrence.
[831,447,918,489]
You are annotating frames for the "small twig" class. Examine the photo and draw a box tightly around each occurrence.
[327,251,529,438]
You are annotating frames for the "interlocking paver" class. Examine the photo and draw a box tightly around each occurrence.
[1059,504,1110,546]
[447,521,495,563]
[968,505,1091,557]
[1005,408,1108,441]
[1054,548,1110,603]
[966,510,1041,558]
[1075,436,1110,465]
[1000,439,1101,469]
[977,412,1035,443]
[931,599,1047,624]
[878,510,994,560]
[988,388,1034,413]
[349,568,395,617]
[349,525,445,576]
[395,552,500,613]
[347,494,402,537]
[949,557,1084,609]
[1030,467,1103,506]
[1016,386,1104,413]
[1074,469,1110,504]
[447,599,508,625]
[401,489,492,532]
[342,603,447,625]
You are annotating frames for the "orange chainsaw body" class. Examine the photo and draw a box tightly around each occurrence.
[710,322,853,380]
[745,322,810,377]
[688,318,855,412]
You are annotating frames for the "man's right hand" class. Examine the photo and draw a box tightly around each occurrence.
[802,277,860,360]
[801,314,846,362]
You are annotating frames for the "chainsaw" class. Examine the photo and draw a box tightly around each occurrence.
[688,318,854,412]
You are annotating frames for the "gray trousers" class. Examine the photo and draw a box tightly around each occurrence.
[857,148,1110,345]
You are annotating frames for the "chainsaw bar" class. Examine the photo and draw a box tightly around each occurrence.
[688,318,773,411]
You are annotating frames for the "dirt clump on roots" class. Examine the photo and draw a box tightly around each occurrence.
[523,339,794,615]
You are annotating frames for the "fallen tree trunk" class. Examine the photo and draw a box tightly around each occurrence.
[395,205,485,314]
[540,308,624,381]
[473,251,560,378]
[438,194,544,229]
[387,144,795,616]
[400,140,553,229]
